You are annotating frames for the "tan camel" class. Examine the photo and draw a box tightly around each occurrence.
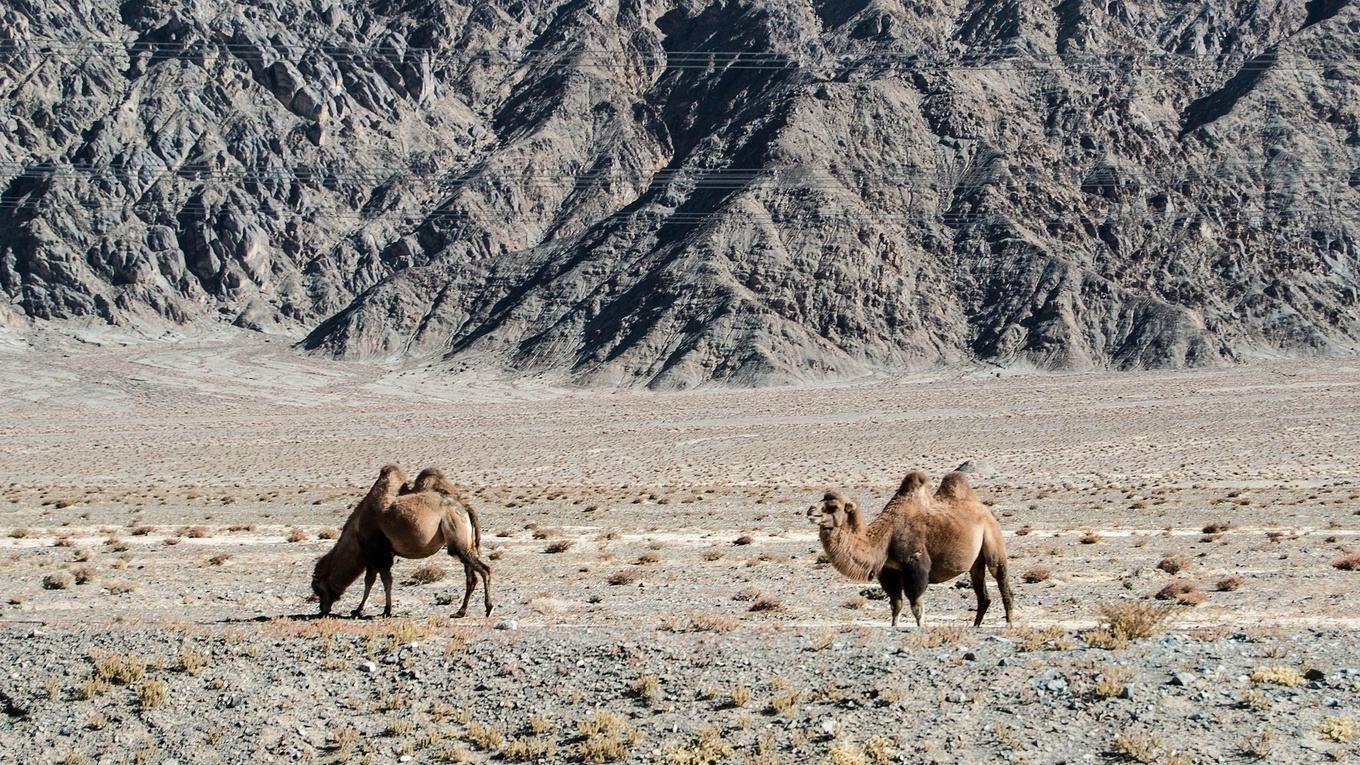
[807,470,1013,629]
[312,465,493,618]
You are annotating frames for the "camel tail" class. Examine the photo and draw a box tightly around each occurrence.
[464,501,483,551]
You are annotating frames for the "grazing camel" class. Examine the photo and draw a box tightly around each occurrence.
[312,465,493,618]
[807,470,1013,629]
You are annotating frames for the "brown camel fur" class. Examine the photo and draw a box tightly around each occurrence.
[807,470,1013,629]
[312,465,493,618]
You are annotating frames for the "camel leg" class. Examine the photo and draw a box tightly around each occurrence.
[878,569,904,628]
[453,560,475,618]
[969,558,991,627]
[903,560,929,629]
[379,566,394,618]
[990,560,1015,624]
[474,556,493,616]
[351,567,377,618]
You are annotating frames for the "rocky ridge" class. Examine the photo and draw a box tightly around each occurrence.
[2,0,1358,387]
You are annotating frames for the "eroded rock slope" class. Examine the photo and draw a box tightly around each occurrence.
[2,0,1358,386]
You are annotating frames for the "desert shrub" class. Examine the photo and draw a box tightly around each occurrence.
[285,528,307,543]
[748,594,783,613]
[1154,580,1205,605]
[137,679,167,708]
[43,571,75,590]
[1216,576,1244,591]
[1097,601,1175,641]
[543,540,573,554]
[1094,665,1131,699]
[1333,554,1360,571]
[1156,555,1189,574]
[1022,565,1051,583]
[576,710,639,763]
[636,552,661,565]
[733,535,754,546]
[411,565,446,584]
[1250,666,1305,687]
[631,674,662,706]
[607,570,638,586]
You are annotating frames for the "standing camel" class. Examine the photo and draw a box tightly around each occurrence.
[807,470,1013,629]
[312,465,493,618]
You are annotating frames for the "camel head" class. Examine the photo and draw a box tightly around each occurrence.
[807,491,858,529]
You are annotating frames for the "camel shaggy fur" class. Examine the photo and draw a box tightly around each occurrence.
[312,465,493,618]
[808,470,1013,629]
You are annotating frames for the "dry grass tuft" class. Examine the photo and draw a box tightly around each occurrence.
[635,552,661,565]
[1333,554,1360,571]
[411,565,446,584]
[92,651,147,685]
[1154,580,1206,605]
[1008,625,1071,652]
[177,648,209,675]
[1216,575,1244,592]
[726,682,752,708]
[136,678,167,708]
[663,726,733,765]
[576,710,639,763]
[631,674,662,706]
[1250,666,1305,687]
[825,738,869,765]
[1093,665,1132,699]
[747,594,783,613]
[1156,555,1189,574]
[43,571,75,590]
[1317,715,1358,743]
[285,527,307,543]
[318,527,340,539]
[1097,601,1176,641]
[543,539,574,554]
[1110,731,1161,763]
[903,626,968,650]
[1021,565,1051,583]
[1078,531,1102,544]
[607,570,638,586]
[733,535,754,546]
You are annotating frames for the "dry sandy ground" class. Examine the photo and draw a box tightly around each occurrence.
[0,324,1358,764]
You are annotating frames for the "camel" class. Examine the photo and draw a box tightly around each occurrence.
[807,470,1013,629]
[312,465,493,618]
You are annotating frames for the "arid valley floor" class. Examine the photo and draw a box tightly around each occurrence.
[1,326,1358,764]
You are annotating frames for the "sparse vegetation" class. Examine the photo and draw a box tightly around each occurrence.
[576,710,639,763]
[411,565,446,584]
[136,678,167,708]
[1097,601,1175,641]
[43,571,75,590]
[1154,580,1205,605]
[543,539,573,553]
[1317,715,1357,743]
[1156,554,1188,574]
[1021,565,1051,583]
[1333,554,1360,571]
[1250,666,1305,687]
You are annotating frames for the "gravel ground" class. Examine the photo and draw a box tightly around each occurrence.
[1,330,1358,763]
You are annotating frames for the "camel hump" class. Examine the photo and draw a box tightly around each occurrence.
[896,470,930,497]
[936,471,978,501]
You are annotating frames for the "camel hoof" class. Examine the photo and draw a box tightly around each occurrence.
[350,609,364,618]
[485,605,495,617]
[452,610,467,619]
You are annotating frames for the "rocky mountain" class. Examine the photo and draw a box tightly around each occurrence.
[2,0,1358,387]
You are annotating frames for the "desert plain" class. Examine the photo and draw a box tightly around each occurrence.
[0,324,1358,764]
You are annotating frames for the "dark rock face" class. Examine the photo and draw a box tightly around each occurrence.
[2,1,1358,387]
